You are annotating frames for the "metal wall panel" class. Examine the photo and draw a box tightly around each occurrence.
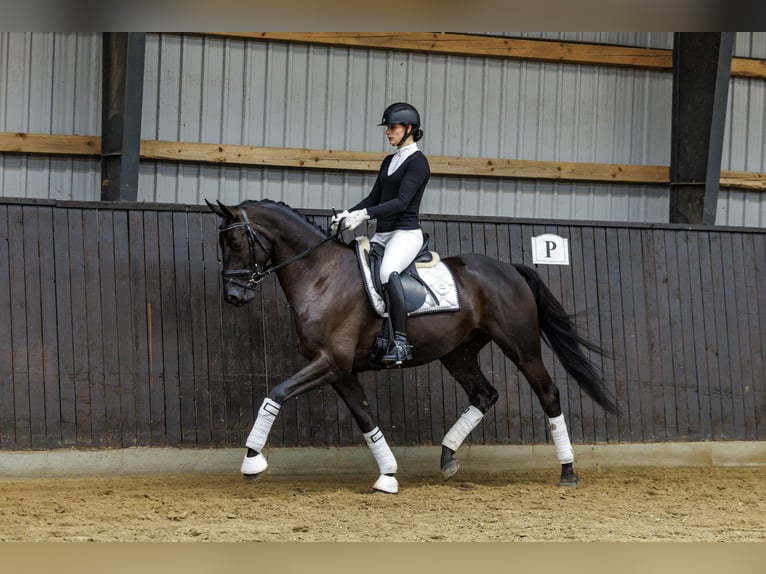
[138,33,676,224]
[720,33,766,226]
[138,31,759,168]
[734,32,766,58]
[1,32,765,227]
[0,32,102,201]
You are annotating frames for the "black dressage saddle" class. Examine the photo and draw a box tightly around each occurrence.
[365,233,438,314]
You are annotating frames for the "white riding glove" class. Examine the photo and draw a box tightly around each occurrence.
[329,210,350,233]
[344,209,370,231]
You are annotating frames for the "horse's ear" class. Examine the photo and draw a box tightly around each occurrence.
[205,199,235,221]
[205,198,222,217]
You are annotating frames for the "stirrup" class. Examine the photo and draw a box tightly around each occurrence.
[381,336,413,365]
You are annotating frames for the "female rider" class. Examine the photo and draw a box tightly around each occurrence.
[332,102,430,365]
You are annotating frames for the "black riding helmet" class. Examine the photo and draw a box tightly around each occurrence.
[377,102,423,146]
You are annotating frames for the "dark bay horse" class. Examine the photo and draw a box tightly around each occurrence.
[207,199,618,493]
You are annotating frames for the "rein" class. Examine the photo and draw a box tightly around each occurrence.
[219,206,343,290]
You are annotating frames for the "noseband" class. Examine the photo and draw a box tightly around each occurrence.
[218,206,343,291]
[218,206,274,290]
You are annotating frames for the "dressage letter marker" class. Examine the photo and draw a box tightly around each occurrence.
[531,234,570,265]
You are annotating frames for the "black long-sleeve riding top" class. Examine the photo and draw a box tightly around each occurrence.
[350,151,430,232]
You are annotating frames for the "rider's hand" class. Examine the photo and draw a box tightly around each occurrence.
[344,209,370,231]
[329,210,350,233]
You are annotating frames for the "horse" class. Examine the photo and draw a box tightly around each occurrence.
[207,198,618,493]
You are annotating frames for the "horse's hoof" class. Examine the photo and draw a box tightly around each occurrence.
[373,474,399,494]
[441,459,460,481]
[241,452,268,477]
[559,473,579,488]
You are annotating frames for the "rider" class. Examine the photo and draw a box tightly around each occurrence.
[331,102,430,365]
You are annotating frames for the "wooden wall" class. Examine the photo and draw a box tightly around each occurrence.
[0,198,764,451]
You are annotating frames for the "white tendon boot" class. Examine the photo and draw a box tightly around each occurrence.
[364,427,399,494]
[441,406,485,452]
[440,406,484,479]
[241,398,281,475]
[547,414,575,464]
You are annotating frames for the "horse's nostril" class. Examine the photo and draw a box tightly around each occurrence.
[225,294,240,305]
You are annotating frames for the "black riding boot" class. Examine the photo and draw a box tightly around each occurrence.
[381,272,413,365]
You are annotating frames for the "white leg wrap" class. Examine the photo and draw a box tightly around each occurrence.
[364,427,397,475]
[441,406,484,452]
[548,414,575,464]
[245,398,281,452]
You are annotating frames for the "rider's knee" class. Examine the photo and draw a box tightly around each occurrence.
[379,267,398,285]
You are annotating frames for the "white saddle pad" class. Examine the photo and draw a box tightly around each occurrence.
[354,236,461,317]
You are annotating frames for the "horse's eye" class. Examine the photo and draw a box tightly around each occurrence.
[231,241,243,250]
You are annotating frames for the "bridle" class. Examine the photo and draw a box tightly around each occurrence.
[218,206,343,291]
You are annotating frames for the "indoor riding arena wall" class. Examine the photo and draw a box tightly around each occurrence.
[0,198,764,455]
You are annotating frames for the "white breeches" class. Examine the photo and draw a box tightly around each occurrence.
[371,229,424,284]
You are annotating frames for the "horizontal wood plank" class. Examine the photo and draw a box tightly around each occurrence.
[2,132,765,190]
[730,57,766,79]
[719,170,766,191]
[141,139,671,185]
[200,32,765,80]
[0,132,100,156]
[214,32,673,70]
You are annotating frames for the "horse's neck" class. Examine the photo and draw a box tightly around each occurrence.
[256,208,323,260]
[253,205,354,299]
[274,239,353,304]
[268,226,326,263]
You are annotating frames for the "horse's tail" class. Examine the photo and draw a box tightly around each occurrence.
[513,263,619,415]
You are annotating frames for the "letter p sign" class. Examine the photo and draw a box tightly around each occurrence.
[531,234,570,265]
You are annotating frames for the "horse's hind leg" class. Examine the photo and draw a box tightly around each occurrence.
[484,296,578,487]
[332,375,399,494]
[517,358,578,486]
[438,336,499,480]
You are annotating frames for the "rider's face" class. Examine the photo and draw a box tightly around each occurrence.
[385,123,408,146]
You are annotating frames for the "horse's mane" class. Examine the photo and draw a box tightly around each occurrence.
[240,199,349,245]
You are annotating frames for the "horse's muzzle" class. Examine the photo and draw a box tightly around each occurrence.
[221,271,259,306]
[224,293,248,307]
[223,285,256,307]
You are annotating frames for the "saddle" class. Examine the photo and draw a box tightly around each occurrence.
[353,235,461,318]
[369,235,436,313]
[354,235,460,368]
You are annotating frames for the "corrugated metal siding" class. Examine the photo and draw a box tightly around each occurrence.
[734,32,766,59]
[1,32,765,227]
[135,29,750,160]
[138,33,676,223]
[0,32,102,201]
[720,33,766,227]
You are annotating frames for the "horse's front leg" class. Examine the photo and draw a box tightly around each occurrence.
[241,352,339,479]
[332,375,398,494]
